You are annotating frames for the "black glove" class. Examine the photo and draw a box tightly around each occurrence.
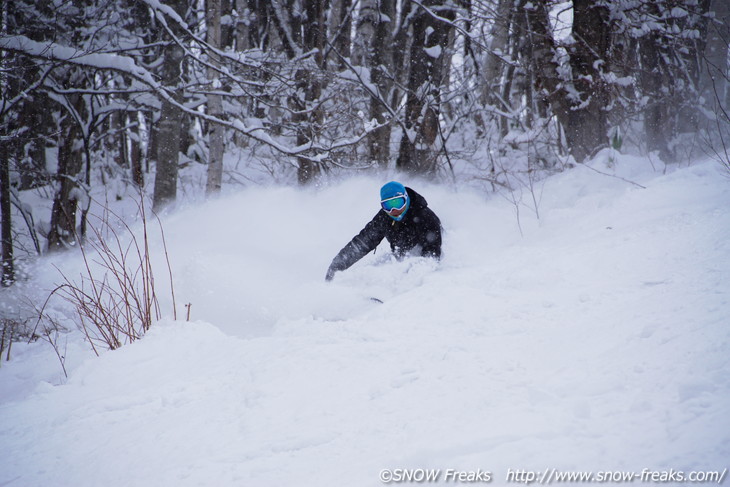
[325,266,336,281]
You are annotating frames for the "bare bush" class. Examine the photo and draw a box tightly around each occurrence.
[0,318,19,363]
[37,198,176,355]
[0,317,37,366]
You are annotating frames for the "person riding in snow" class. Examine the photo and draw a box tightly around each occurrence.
[325,181,442,281]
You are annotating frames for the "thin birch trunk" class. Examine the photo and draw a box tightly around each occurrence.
[206,0,225,195]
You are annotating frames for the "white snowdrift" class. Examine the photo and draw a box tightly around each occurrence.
[1,155,729,486]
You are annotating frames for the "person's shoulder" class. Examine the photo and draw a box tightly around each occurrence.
[405,187,429,208]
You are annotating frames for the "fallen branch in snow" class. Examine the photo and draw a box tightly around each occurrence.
[39,317,69,378]
[579,162,647,189]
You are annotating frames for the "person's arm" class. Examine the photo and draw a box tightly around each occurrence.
[326,213,386,281]
[421,209,442,259]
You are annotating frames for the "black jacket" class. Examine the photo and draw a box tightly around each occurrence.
[326,187,442,279]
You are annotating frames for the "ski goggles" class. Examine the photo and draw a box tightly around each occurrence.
[381,195,407,214]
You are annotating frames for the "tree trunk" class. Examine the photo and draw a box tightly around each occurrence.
[206,0,225,195]
[701,0,730,125]
[146,112,158,175]
[130,117,144,188]
[107,109,127,170]
[482,0,512,108]
[152,0,187,211]
[675,0,712,135]
[235,0,250,51]
[638,0,711,163]
[295,0,327,185]
[328,0,352,68]
[366,0,397,167]
[14,95,50,190]
[700,0,730,139]
[1,140,15,287]
[524,0,609,163]
[396,0,456,175]
[352,0,377,66]
[567,0,610,161]
[47,108,85,252]
[153,87,184,210]
[639,30,672,161]
[220,0,234,48]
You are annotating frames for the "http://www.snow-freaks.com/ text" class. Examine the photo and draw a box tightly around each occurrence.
[378,467,728,484]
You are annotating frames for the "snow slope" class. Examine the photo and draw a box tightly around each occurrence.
[1,155,729,486]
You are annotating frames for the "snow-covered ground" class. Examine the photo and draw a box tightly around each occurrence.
[1,154,729,486]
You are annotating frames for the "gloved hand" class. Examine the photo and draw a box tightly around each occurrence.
[325,266,336,281]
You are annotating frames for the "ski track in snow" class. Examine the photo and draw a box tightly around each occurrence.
[1,157,729,486]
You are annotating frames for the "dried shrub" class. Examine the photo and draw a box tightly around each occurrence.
[37,198,176,355]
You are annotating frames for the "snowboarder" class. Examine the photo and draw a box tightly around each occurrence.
[325,181,442,281]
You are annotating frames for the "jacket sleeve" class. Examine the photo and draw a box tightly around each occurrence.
[326,213,387,279]
[421,209,442,259]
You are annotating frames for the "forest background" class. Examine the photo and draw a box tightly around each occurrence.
[1,0,729,288]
